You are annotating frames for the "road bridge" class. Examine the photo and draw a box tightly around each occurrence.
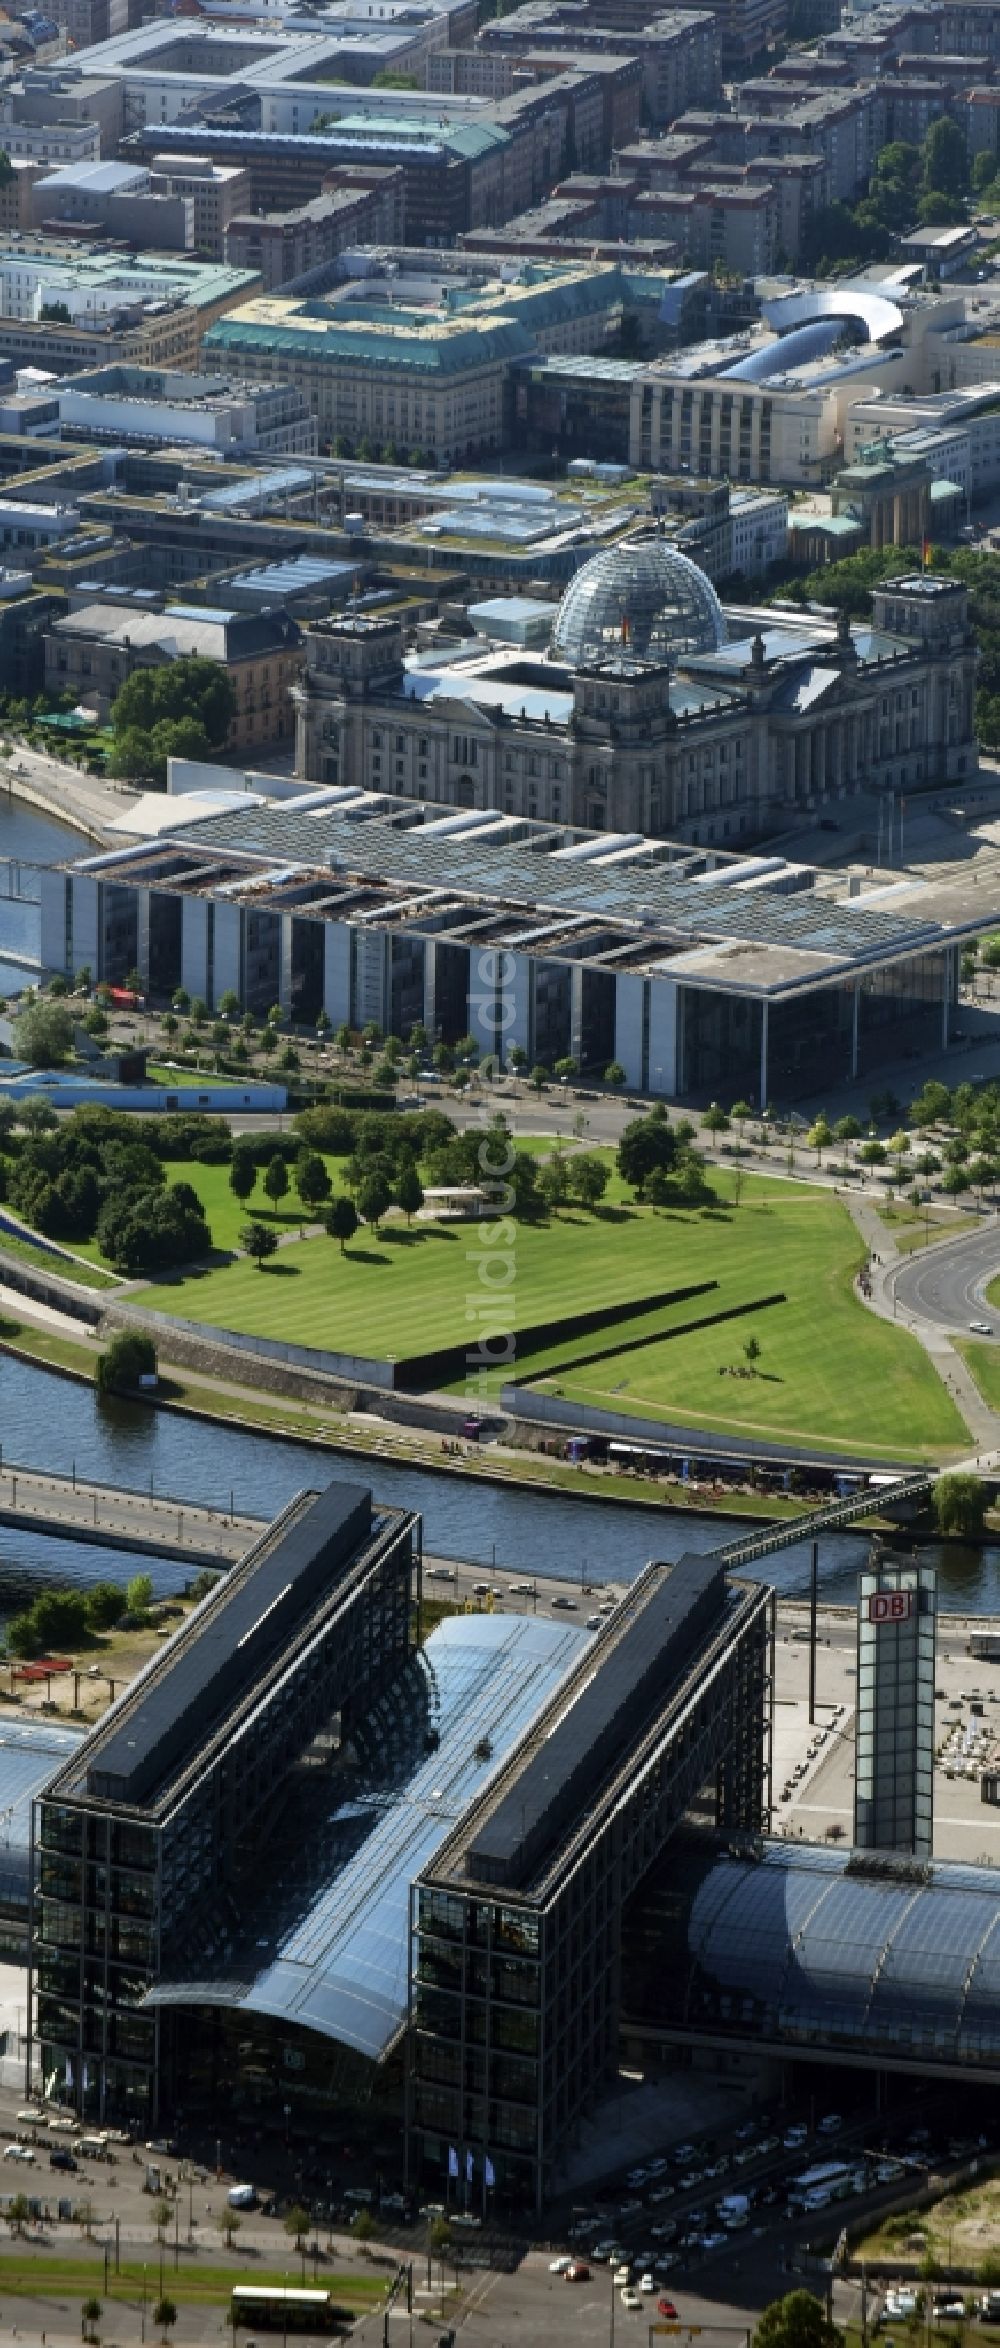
[0,1457,263,1564]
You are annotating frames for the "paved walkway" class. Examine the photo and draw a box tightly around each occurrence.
[843,1193,1000,1457]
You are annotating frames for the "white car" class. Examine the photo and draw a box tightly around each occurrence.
[818,2113,842,2135]
[640,2275,656,2294]
[3,2144,33,2162]
[621,2290,643,2313]
[549,2256,573,2275]
[613,2266,631,2287]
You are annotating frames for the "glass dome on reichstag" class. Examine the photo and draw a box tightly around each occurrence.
[552,538,727,670]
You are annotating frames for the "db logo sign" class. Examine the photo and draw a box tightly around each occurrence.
[867,1591,914,1624]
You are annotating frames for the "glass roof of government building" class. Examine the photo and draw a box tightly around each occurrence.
[667,1842,1000,2065]
[173,799,944,966]
[145,1614,585,2063]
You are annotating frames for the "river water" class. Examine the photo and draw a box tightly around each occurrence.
[0,1350,998,1618]
[0,800,998,1621]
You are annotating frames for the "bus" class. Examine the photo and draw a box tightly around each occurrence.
[231,2290,342,2334]
[786,2162,864,2213]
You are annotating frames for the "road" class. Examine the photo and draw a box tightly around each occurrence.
[0,1460,261,1564]
[890,1216,1000,1338]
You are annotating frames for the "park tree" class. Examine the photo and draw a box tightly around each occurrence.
[358,1173,391,1232]
[86,1580,127,1631]
[219,2209,241,2251]
[327,1195,359,1253]
[263,1157,289,1210]
[20,1092,60,1133]
[569,1153,609,1209]
[229,1144,256,1206]
[7,2193,29,2236]
[153,2299,177,2346]
[96,1330,157,1396]
[285,2206,311,2249]
[617,1107,683,1199]
[155,2199,172,2244]
[126,1572,153,1617]
[923,113,968,195]
[241,1218,279,1269]
[218,990,240,1021]
[539,1153,570,1210]
[295,1151,331,1218]
[932,1472,986,1537]
[81,2297,102,2341]
[351,2210,375,2244]
[109,657,236,791]
[807,1116,833,1164]
[701,1102,730,1134]
[730,1099,752,1136]
[15,996,73,1066]
[397,1164,424,1224]
[755,2293,842,2348]
[834,1116,862,1145]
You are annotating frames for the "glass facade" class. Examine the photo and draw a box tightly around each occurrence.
[627,1838,1000,2072]
[855,1561,936,1859]
[552,541,727,671]
[409,1578,773,2213]
[31,1506,417,2124]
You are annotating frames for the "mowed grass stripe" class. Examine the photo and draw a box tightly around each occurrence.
[0,2257,383,2309]
[142,1169,968,1457]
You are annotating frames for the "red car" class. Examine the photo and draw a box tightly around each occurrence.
[566,2263,591,2282]
[658,2300,679,2319]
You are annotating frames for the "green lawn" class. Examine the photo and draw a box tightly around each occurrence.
[0,2254,383,2312]
[955,1334,1000,1411]
[0,1227,119,1289]
[142,1166,967,1459]
[877,1205,980,1255]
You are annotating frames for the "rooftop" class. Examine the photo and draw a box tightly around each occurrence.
[654,1839,1000,2072]
[57,1484,376,1811]
[144,1612,586,2060]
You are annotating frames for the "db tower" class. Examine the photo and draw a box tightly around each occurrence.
[854,1558,936,1860]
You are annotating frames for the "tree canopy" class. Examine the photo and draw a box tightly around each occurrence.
[109,657,236,790]
[756,2295,842,2348]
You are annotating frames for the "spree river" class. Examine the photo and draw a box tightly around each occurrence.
[0,797,998,1621]
[0,1350,998,1619]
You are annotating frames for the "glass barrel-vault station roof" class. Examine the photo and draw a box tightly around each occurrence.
[668,1841,1000,2065]
[145,1613,586,2062]
[551,539,727,670]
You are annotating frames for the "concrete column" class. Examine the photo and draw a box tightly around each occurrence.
[180,896,209,1005]
[647,976,677,1098]
[134,891,150,994]
[570,963,584,1068]
[323,922,351,1030]
[851,984,860,1080]
[39,869,68,977]
[213,900,242,1011]
[759,997,769,1111]
[502,950,533,1066]
[814,727,826,798]
[279,913,294,1020]
[68,874,100,982]
[422,939,436,1042]
[613,972,645,1091]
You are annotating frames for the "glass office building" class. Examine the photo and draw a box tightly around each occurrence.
[409,1555,774,2213]
[30,1483,417,2125]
